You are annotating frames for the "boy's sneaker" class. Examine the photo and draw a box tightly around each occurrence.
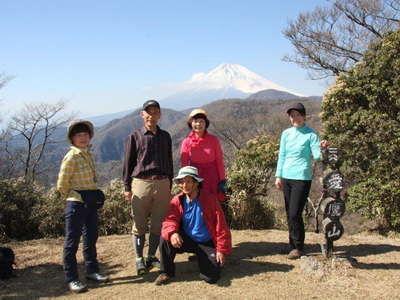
[86,272,109,282]
[136,257,147,275]
[68,280,87,293]
[145,256,161,270]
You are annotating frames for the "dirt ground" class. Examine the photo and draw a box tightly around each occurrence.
[1,229,400,300]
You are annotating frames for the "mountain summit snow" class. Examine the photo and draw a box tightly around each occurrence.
[160,63,303,109]
[187,63,302,95]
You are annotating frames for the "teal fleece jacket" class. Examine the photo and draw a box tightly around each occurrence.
[275,124,321,180]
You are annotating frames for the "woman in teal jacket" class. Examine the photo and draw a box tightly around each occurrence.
[275,103,328,259]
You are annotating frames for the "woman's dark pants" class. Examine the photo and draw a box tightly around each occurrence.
[282,179,312,251]
[63,201,99,283]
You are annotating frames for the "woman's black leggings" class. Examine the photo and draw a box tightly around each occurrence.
[282,179,312,251]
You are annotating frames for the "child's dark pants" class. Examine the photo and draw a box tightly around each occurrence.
[63,200,99,283]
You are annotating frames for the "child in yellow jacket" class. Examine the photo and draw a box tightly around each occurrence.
[57,120,108,293]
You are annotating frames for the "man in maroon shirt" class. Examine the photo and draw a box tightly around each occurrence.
[123,99,173,275]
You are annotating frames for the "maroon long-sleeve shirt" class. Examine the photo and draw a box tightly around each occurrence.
[123,126,173,191]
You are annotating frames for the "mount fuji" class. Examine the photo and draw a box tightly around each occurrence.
[160,63,303,109]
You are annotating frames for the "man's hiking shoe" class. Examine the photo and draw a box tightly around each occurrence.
[154,273,172,285]
[68,280,87,293]
[287,249,303,260]
[86,272,109,282]
[145,256,161,270]
[136,257,147,275]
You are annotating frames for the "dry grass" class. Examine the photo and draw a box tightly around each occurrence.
[1,230,400,300]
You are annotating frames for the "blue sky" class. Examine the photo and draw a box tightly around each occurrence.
[0,0,329,118]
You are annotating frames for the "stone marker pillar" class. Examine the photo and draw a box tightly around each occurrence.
[320,147,345,257]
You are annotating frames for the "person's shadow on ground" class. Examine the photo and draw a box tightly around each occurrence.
[0,262,123,300]
[1,262,66,300]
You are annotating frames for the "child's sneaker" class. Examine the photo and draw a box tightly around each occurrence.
[86,272,109,282]
[136,257,147,275]
[145,256,161,270]
[68,280,87,293]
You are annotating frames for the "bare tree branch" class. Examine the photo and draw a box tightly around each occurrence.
[284,0,400,79]
[6,100,74,182]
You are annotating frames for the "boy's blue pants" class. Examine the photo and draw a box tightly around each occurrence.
[63,201,99,283]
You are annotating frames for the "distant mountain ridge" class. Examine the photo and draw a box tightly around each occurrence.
[85,109,134,127]
[91,108,185,162]
[248,89,300,100]
[86,86,307,127]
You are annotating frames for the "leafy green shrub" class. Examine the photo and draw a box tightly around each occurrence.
[322,30,400,231]
[227,135,279,229]
[32,188,65,238]
[347,177,400,230]
[98,179,132,235]
[0,176,135,241]
[30,179,133,238]
[33,180,132,237]
[0,178,43,241]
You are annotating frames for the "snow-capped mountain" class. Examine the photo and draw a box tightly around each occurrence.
[187,63,302,94]
[160,63,303,109]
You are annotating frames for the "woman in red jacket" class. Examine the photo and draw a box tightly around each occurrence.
[180,109,227,201]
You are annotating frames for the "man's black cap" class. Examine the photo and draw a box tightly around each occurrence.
[143,99,160,111]
[286,103,306,116]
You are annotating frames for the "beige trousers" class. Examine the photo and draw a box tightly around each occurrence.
[131,178,171,236]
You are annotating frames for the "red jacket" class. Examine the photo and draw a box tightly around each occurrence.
[161,191,232,255]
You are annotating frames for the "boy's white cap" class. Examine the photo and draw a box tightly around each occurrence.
[174,166,203,183]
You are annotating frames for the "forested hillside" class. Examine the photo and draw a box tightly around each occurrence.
[92,108,186,162]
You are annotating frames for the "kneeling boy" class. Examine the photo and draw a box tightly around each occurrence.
[155,166,232,285]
